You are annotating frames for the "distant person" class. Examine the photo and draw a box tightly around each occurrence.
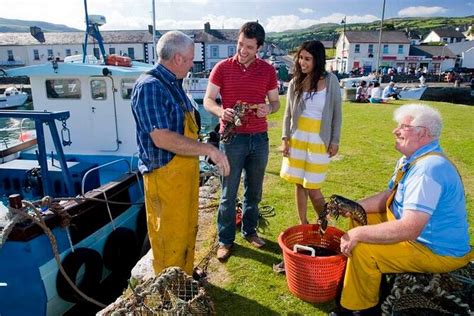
[131,31,229,275]
[369,81,384,103]
[419,74,426,87]
[383,81,399,100]
[280,40,342,225]
[355,80,369,102]
[367,82,374,98]
[204,21,280,261]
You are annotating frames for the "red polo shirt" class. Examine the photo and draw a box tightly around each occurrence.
[209,56,278,133]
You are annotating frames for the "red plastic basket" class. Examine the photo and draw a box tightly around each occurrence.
[278,224,347,303]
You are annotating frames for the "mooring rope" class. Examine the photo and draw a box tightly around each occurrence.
[6,199,106,308]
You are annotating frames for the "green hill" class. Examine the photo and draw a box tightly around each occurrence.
[268,16,474,52]
[0,17,80,32]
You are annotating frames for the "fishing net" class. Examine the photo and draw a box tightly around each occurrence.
[381,262,473,315]
[102,267,214,315]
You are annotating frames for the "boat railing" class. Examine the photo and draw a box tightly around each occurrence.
[129,152,143,195]
[81,158,132,195]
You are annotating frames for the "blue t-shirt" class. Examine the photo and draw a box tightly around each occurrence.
[388,140,470,257]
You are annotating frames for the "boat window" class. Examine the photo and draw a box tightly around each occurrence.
[46,79,81,99]
[90,79,107,100]
[121,79,135,99]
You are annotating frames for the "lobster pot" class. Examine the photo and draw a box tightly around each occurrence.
[278,224,347,303]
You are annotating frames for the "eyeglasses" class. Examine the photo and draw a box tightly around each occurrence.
[396,124,425,130]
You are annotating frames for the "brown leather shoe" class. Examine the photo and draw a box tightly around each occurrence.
[217,244,232,261]
[245,235,266,248]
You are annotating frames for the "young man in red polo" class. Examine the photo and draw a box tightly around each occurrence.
[204,21,280,260]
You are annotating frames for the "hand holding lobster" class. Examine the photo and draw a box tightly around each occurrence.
[220,101,258,143]
[317,194,367,236]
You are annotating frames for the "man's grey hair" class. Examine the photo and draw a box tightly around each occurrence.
[156,31,194,62]
[393,103,442,138]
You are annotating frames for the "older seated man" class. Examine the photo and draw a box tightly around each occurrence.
[331,103,473,315]
[382,81,399,100]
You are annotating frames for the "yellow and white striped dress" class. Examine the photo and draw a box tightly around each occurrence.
[280,90,330,189]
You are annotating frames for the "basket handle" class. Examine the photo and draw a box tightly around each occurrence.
[293,244,315,257]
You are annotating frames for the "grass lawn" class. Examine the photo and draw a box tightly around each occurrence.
[201,98,474,315]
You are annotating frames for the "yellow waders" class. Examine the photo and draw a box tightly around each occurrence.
[143,111,199,275]
[341,154,473,310]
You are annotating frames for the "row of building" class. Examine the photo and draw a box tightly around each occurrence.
[330,28,473,75]
[0,22,472,75]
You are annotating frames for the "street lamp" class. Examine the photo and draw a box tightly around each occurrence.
[376,0,386,79]
[341,16,346,73]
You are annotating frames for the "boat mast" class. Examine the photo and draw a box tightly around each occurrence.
[82,0,90,63]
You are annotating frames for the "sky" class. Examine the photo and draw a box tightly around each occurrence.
[1,0,472,33]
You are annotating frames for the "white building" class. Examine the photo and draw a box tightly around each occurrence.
[330,31,410,74]
[422,29,466,44]
[0,23,239,72]
[446,41,474,68]
[408,45,456,74]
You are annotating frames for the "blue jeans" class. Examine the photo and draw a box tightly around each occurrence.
[217,132,269,245]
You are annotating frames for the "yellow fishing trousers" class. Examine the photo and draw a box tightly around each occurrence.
[340,210,473,310]
[143,112,199,275]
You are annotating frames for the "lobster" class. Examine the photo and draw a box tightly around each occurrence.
[317,194,367,235]
[220,101,258,143]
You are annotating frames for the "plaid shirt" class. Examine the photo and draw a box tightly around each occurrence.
[131,64,193,174]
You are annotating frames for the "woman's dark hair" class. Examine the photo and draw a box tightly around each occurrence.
[374,81,380,87]
[360,80,367,86]
[293,40,326,98]
[239,22,265,47]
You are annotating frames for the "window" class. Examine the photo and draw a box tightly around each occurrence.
[7,50,14,61]
[121,79,135,99]
[90,79,107,100]
[228,46,235,57]
[368,44,374,54]
[65,49,71,57]
[109,47,116,55]
[398,45,403,54]
[211,46,219,58]
[46,79,81,99]
[383,45,389,54]
[47,49,54,59]
[355,44,360,53]
[93,48,100,59]
[33,49,40,60]
[127,48,135,60]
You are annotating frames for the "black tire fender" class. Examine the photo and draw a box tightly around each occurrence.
[102,227,139,275]
[56,247,103,303]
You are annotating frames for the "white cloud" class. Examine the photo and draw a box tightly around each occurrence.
[398,6,447,17]
[299,8,314,14]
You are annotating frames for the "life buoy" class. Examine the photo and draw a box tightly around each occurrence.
[102,227,139,275]
[56,248,103,303]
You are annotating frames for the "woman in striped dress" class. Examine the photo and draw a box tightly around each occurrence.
[280,40,342,224]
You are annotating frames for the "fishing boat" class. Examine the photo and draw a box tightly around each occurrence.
[0,86,29,109]
[0,7,158,315]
